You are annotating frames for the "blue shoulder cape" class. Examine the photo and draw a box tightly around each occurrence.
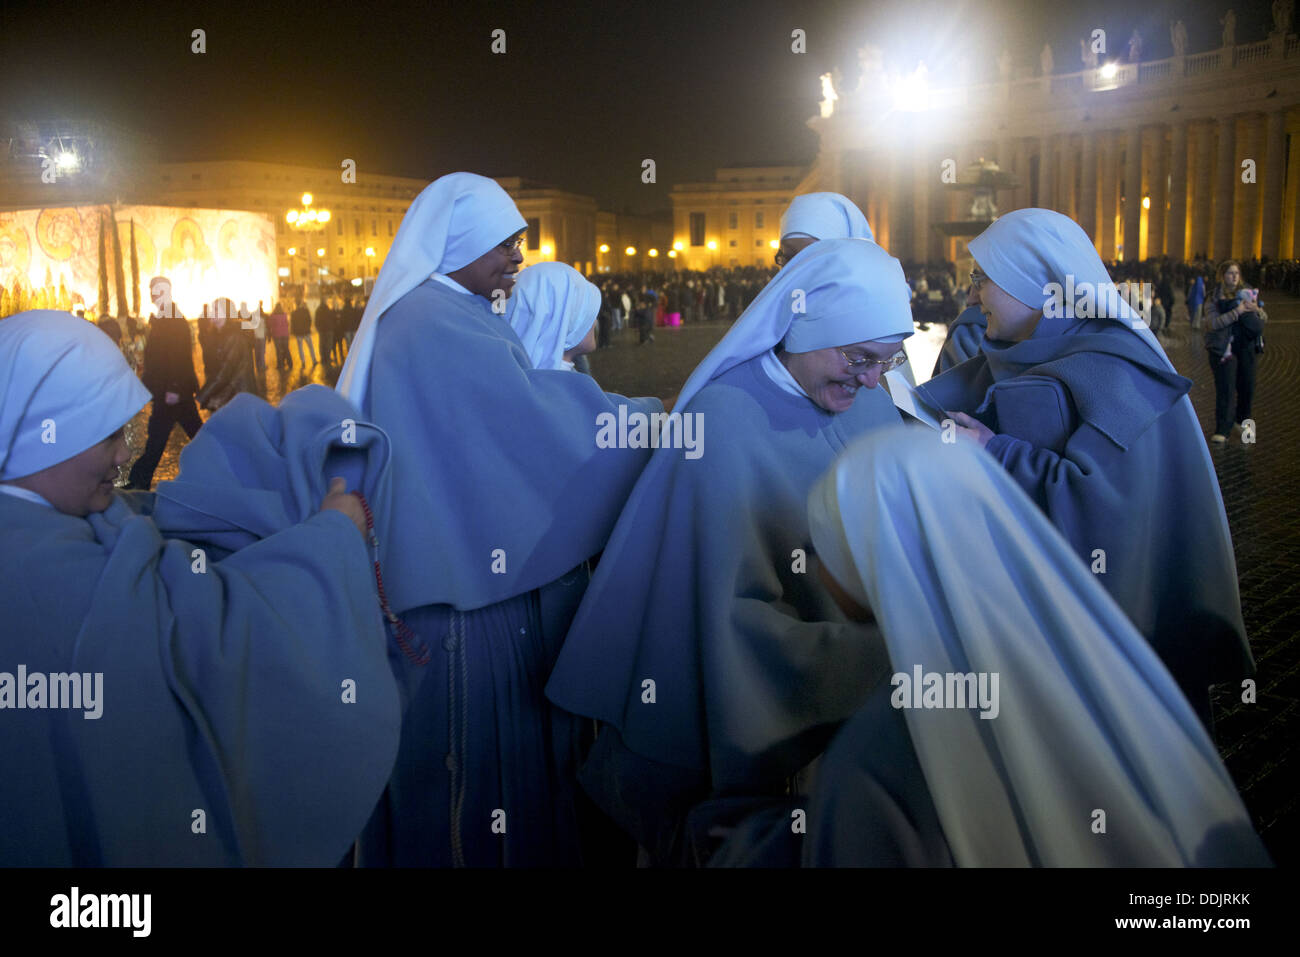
[547,356,899,790]
[359,279,662,613]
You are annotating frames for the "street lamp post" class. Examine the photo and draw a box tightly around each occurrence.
[285,193,331,300]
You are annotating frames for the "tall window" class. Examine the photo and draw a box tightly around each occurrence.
[371,221,378,236]
[755,211,765,229]
[689,212,706,247]
[527,218,541,251]
[728,212,738,230]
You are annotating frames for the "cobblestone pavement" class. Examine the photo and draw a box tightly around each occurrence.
[136,295,1298,864]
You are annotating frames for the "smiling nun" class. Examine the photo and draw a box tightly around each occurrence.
[336,172,663,867]
[920,209,1251,730]
[545,238,912,865]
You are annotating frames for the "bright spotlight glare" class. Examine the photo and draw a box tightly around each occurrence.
[1100,62,1118,80]
[56,152,79,171]
[891,64,932,112]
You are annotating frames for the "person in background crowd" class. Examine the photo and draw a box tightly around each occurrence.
[291,299,317,369]
[316,297,336,368]
[196,298,258,411]
[269,301,292,371]
[125,277,203,491]
[1204,260,1266,445]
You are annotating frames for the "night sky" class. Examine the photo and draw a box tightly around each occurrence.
[0,0,1279,213]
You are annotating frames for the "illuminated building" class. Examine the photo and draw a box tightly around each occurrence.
[669,167,805,270]
[806,24,1300,263]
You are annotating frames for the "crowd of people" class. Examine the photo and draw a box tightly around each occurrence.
[0,178,1277,868]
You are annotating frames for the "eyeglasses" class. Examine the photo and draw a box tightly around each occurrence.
[838,348,909,372]
[969,268,989,291]
[498,235,526,254]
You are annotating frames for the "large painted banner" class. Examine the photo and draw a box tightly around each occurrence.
[0,205,277,321]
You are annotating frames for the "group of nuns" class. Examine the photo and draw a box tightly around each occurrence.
[0,172,1269,867]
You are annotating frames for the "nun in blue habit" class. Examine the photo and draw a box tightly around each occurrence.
[545,238,912,866]
[505,261,599,372]
[777,192,874,268]
[797,427,1268,866]
[0,311,401,866]
[335,173,663,867]
[919,209,1251,729]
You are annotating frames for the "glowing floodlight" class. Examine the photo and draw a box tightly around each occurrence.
[56,152,80,171]
[706,240,718,250]
[769,239,779,249]
[1100,62,1118,80]
[318,210,331,223]
[540,243,553,257]
[286,210,299,224]
[648,248,659,257]
[301,193,313,206]
[667,250,677,258]
[891,63,933,112]
[599,243,610,253]
[625,246,636,256]
[1142,196,1151,209]
[287,247,297,255]
[673,240,685,251]
[316,247,325,257]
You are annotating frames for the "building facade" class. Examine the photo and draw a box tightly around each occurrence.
[669,166,806,270]
[807,24,1300,265]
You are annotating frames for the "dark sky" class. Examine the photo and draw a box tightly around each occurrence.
[0,0,1279,213]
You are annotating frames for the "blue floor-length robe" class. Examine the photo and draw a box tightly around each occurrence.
[0,490,401,866]
[351,279,663,866]
[546,355,900,864]
[918,321,1253,723]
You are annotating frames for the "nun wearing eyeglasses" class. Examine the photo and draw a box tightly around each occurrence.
[336,173,663,867]
[798,427,1268,867]
[919,209,1251,730]
[0,311,401,866]
[504,261,599,372]
[545,238,910,866]
[774,192,874,269]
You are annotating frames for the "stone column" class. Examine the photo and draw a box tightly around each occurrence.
[1123,125,1142,261]
[1100,130,1119,259]
[1191,120,1214,257]
[1038,134,1055,211]
[1060,134,1078,219]
[1148,125,1168,258]
[912,134,931,264]
[1167,122,1188,261]
[1014,138,1031,212]
[1212,114,1237,258]
[1081,129,1099,242]
[1234,114,1260,257]
[1261,108,1286,259]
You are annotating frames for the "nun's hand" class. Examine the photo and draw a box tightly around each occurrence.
[947,411,995,449]
[321,476,367,539]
